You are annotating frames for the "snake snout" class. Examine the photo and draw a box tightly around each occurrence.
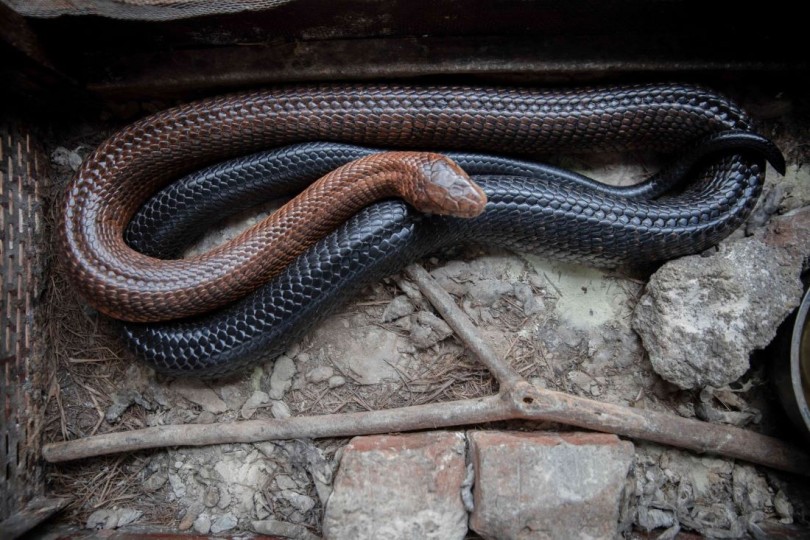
[412,155,488,218]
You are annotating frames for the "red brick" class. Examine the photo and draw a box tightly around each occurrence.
[323,431,467,540]
[469,431,634,540]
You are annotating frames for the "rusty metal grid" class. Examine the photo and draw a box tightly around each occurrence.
[0,125,49,522]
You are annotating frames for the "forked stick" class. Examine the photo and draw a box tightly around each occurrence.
[42,264,810,476]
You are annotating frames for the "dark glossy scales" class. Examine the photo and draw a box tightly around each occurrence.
[122,132,783,376]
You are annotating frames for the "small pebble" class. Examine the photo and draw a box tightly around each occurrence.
[210,513,238,534]
[306,366,334,384]
[276,474,298,490]
[195,411,217,424]
[269,355,296,400]
[271,400,291,419]
[382,295,415,322]
[280,490,316,513]
[193,513,211,535]
[178,504,201,531]
[328,375,346,388]
[204,487,220,508]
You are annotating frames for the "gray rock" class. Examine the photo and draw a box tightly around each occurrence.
[85,508,143,529]
[105,389,150,423]
[269,355,296,400]
[168,472,186,498]
[254,492,271,520]
[567,370,596,394]
[195,411,217,424]
[394,277,426,305]
[434,275,467,296]
[513,283,544,316]
[279,491,316,514]
[204,487,220,508]
[633,239,804,389]
[252,519,320,540]
[193,513,211,534]
[51,146,84,171]
[746,183,785,234]
[178,503,202,531]
[637,507,676,531]
[774,490,793,523]
[409,311,454,349]
[170,380,228,414]
[382,295,415,322]
[142,470,168,492]
[271,400,292,419]
[469,431,634,540]
[305,366,334,384]
[466,279,513,306]
[241,390,270,419]
[732,465,773,514]
[210,513,238,534]
[217,488,232,509]
[327,375,346,388]
[218,382,249,411]
[276,474,298,490]
[409,322,434,349]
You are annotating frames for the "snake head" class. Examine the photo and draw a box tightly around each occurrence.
[410,154,488,218]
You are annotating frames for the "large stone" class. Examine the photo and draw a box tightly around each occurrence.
[323,432,467,540]
[632,236,804,389]
[469,431,634,540]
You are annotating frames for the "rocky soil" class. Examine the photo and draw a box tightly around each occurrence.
[39,85,810,538]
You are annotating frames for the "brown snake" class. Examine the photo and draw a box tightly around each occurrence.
[61,151,485,322]
[61,83,762,326]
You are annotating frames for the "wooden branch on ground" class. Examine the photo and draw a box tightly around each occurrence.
[41,264,810,477]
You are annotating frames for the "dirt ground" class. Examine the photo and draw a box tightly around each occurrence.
[37,84,810,538]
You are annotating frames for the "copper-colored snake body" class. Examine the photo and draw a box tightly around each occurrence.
[63,151,484,321]
[61,83,771,328]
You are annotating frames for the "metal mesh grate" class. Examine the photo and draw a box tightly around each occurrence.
[0,125,49,522]
[0,0,295,20]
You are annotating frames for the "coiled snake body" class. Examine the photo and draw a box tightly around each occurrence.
[59,83,785,375]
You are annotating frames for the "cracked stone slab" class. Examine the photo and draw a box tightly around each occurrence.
[469,431,634,540]
[323,431,467,540]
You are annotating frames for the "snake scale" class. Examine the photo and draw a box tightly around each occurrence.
[59,83,785,376]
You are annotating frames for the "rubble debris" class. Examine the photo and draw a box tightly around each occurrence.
[85,508,142,530]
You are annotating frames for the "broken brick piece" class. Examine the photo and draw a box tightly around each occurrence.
[324,431,468,540]
[469,431,634,540]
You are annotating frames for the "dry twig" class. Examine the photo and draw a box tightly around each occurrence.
[41,264,810,477]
